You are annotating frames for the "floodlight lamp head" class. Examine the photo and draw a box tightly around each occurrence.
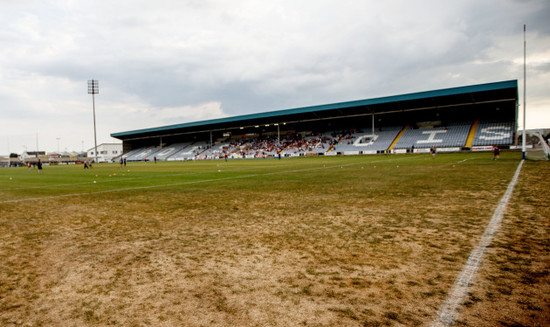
[88,80,99,94]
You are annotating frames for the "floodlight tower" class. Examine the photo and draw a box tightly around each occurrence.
[88,80,99,164]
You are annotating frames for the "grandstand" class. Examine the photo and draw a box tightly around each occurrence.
[112,80,519,160]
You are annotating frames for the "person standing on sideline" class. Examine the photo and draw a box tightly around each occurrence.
[492,145,500,160]
[37,159,43,174]
[430,146,436,159]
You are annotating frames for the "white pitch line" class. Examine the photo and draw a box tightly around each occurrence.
[431,159,524,327]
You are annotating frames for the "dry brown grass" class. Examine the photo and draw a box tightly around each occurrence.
[455,161,550,327]
[0,154,547,326]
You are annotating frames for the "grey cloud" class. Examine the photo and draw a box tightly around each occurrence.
[1,0,549,155]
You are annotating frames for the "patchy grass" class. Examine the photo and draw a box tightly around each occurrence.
[455,160,550,326]
[0,152,547,326]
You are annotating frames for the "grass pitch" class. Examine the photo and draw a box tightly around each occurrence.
[0,153,548,326]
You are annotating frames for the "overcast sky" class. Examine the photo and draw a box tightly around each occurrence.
[1,0,549,155]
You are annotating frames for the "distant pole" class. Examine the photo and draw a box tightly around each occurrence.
[522,25,526,159]
[88,80,99,164]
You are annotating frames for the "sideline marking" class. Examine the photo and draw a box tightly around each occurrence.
[431,159,524,327]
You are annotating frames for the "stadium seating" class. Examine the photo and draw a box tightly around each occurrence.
[279,133,333,156]
[118,120,517,160]
[124,146,159,161]
[332,127,402,153]
[303,132,335,155]
[198,142,228,160]
[239,136,281,158]
[154,143,189,160]
[169,142,209,160]
[472,121,515,146]
[393,123,472,149]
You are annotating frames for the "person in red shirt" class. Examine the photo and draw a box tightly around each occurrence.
[492,145,500,160]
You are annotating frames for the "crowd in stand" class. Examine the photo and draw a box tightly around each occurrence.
[125,121,520,160]
[208,130,369,158]
[202,132,342,159]
[182,129,380,160]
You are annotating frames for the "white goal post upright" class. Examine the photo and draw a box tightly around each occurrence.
[522,24,527,160]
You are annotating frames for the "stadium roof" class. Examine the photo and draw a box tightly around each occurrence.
[112,80,518,140]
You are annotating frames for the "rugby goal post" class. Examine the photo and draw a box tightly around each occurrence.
[533,132,550,160]
[525,131,550,161]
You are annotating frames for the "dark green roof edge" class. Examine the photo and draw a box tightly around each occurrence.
[111,80,518,138]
